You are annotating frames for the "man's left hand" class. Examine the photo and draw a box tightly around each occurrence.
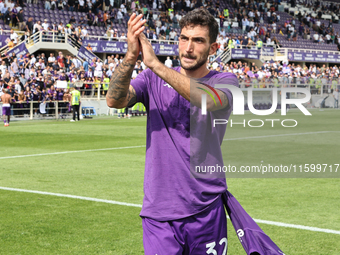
[138,33,160,71]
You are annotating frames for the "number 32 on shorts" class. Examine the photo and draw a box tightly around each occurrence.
[206,237,227,255]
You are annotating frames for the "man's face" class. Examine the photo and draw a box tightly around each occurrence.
[178,25,216,71]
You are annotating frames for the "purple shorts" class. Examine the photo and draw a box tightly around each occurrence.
[142,197,227,255]
[2,106,10,116]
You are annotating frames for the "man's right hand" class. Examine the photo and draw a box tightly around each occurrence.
[126,13,147,61]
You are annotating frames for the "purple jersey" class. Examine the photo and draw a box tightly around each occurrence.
[32,89,40,101]
[68,73,76,81]
[40,91,47,101]
[59,75,67,81]
[131,67,238,221]
[24,91,32,101]
[57,91,64,100]
[47,89,55,95]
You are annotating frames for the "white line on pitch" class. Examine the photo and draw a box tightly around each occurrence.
[0,187,142,208]
[251,218,340,235]
[0,186,339,235]
[223,131,336,141]
[1,131,338,160]
[0,145,146,160]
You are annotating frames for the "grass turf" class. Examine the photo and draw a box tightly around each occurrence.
[0,108,339,254]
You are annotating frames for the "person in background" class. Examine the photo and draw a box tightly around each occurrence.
[333,88,339,108]
[1,88,11,126]
[70,86,80,122]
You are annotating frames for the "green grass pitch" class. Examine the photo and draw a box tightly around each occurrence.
[0,108,339,254]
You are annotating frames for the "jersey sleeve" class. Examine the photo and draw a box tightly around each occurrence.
[211,72,239,112]
[130,68,150,107]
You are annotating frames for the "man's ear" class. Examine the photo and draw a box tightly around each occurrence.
[209,42,219,56]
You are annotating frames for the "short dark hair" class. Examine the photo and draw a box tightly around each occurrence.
[179,9,219,44]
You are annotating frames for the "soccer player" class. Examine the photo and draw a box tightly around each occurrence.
[1,88,12,126]
[106,9,238,254]
[70,87,81,122]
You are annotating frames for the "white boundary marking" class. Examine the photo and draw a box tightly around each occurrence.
[1,131,338,160]
[223,131,336,141]
[0,187,142,208]
[251,218,340,235]
[0,186,339,235]
[0,145,146,160]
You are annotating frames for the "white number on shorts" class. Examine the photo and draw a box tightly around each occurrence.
[219,237,228,255]
[206,241,217,255]
[206,238,227,255]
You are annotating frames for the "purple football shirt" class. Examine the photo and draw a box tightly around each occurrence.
[131,66,239,221]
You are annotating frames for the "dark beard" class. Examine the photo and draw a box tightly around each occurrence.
[180,48,210,71]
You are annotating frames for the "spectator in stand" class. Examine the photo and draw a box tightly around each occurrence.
[86,10,94,25]
[10,29,18,44]
[1,3,7,21]
[119,32,127,42]
[247,37,255,48]
[17,54,24,67]
[33,20,43,33]
[172,56,180,67]
[164,56,172,68]
[11,57,19,76]
[97,11,104,26]
[79,26,87,40]
[292,31,297,41]
[65,55,72,72]
[45,0,51,10]
[169,28,176,41]
[103,11,109,27]
[17,9,25,30]
[116,8,123,24]
[131,0,136,12]
[319,35,325,44]
[106,25,114,39]
[42,19,49,31]
[35,58,46,70]
[50,59,58,71]
[298,23,304,37]
[0,0,4,15]
[4,7,11,25]
[72,56,81,69]
[50,0,56,10]
[11,3,19,28]
[326,33,332,44]
[86,43,92,51]
[145,29,152,40]
[68,15,76,25]
[57,52,65,69]
[7,38,14,49]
